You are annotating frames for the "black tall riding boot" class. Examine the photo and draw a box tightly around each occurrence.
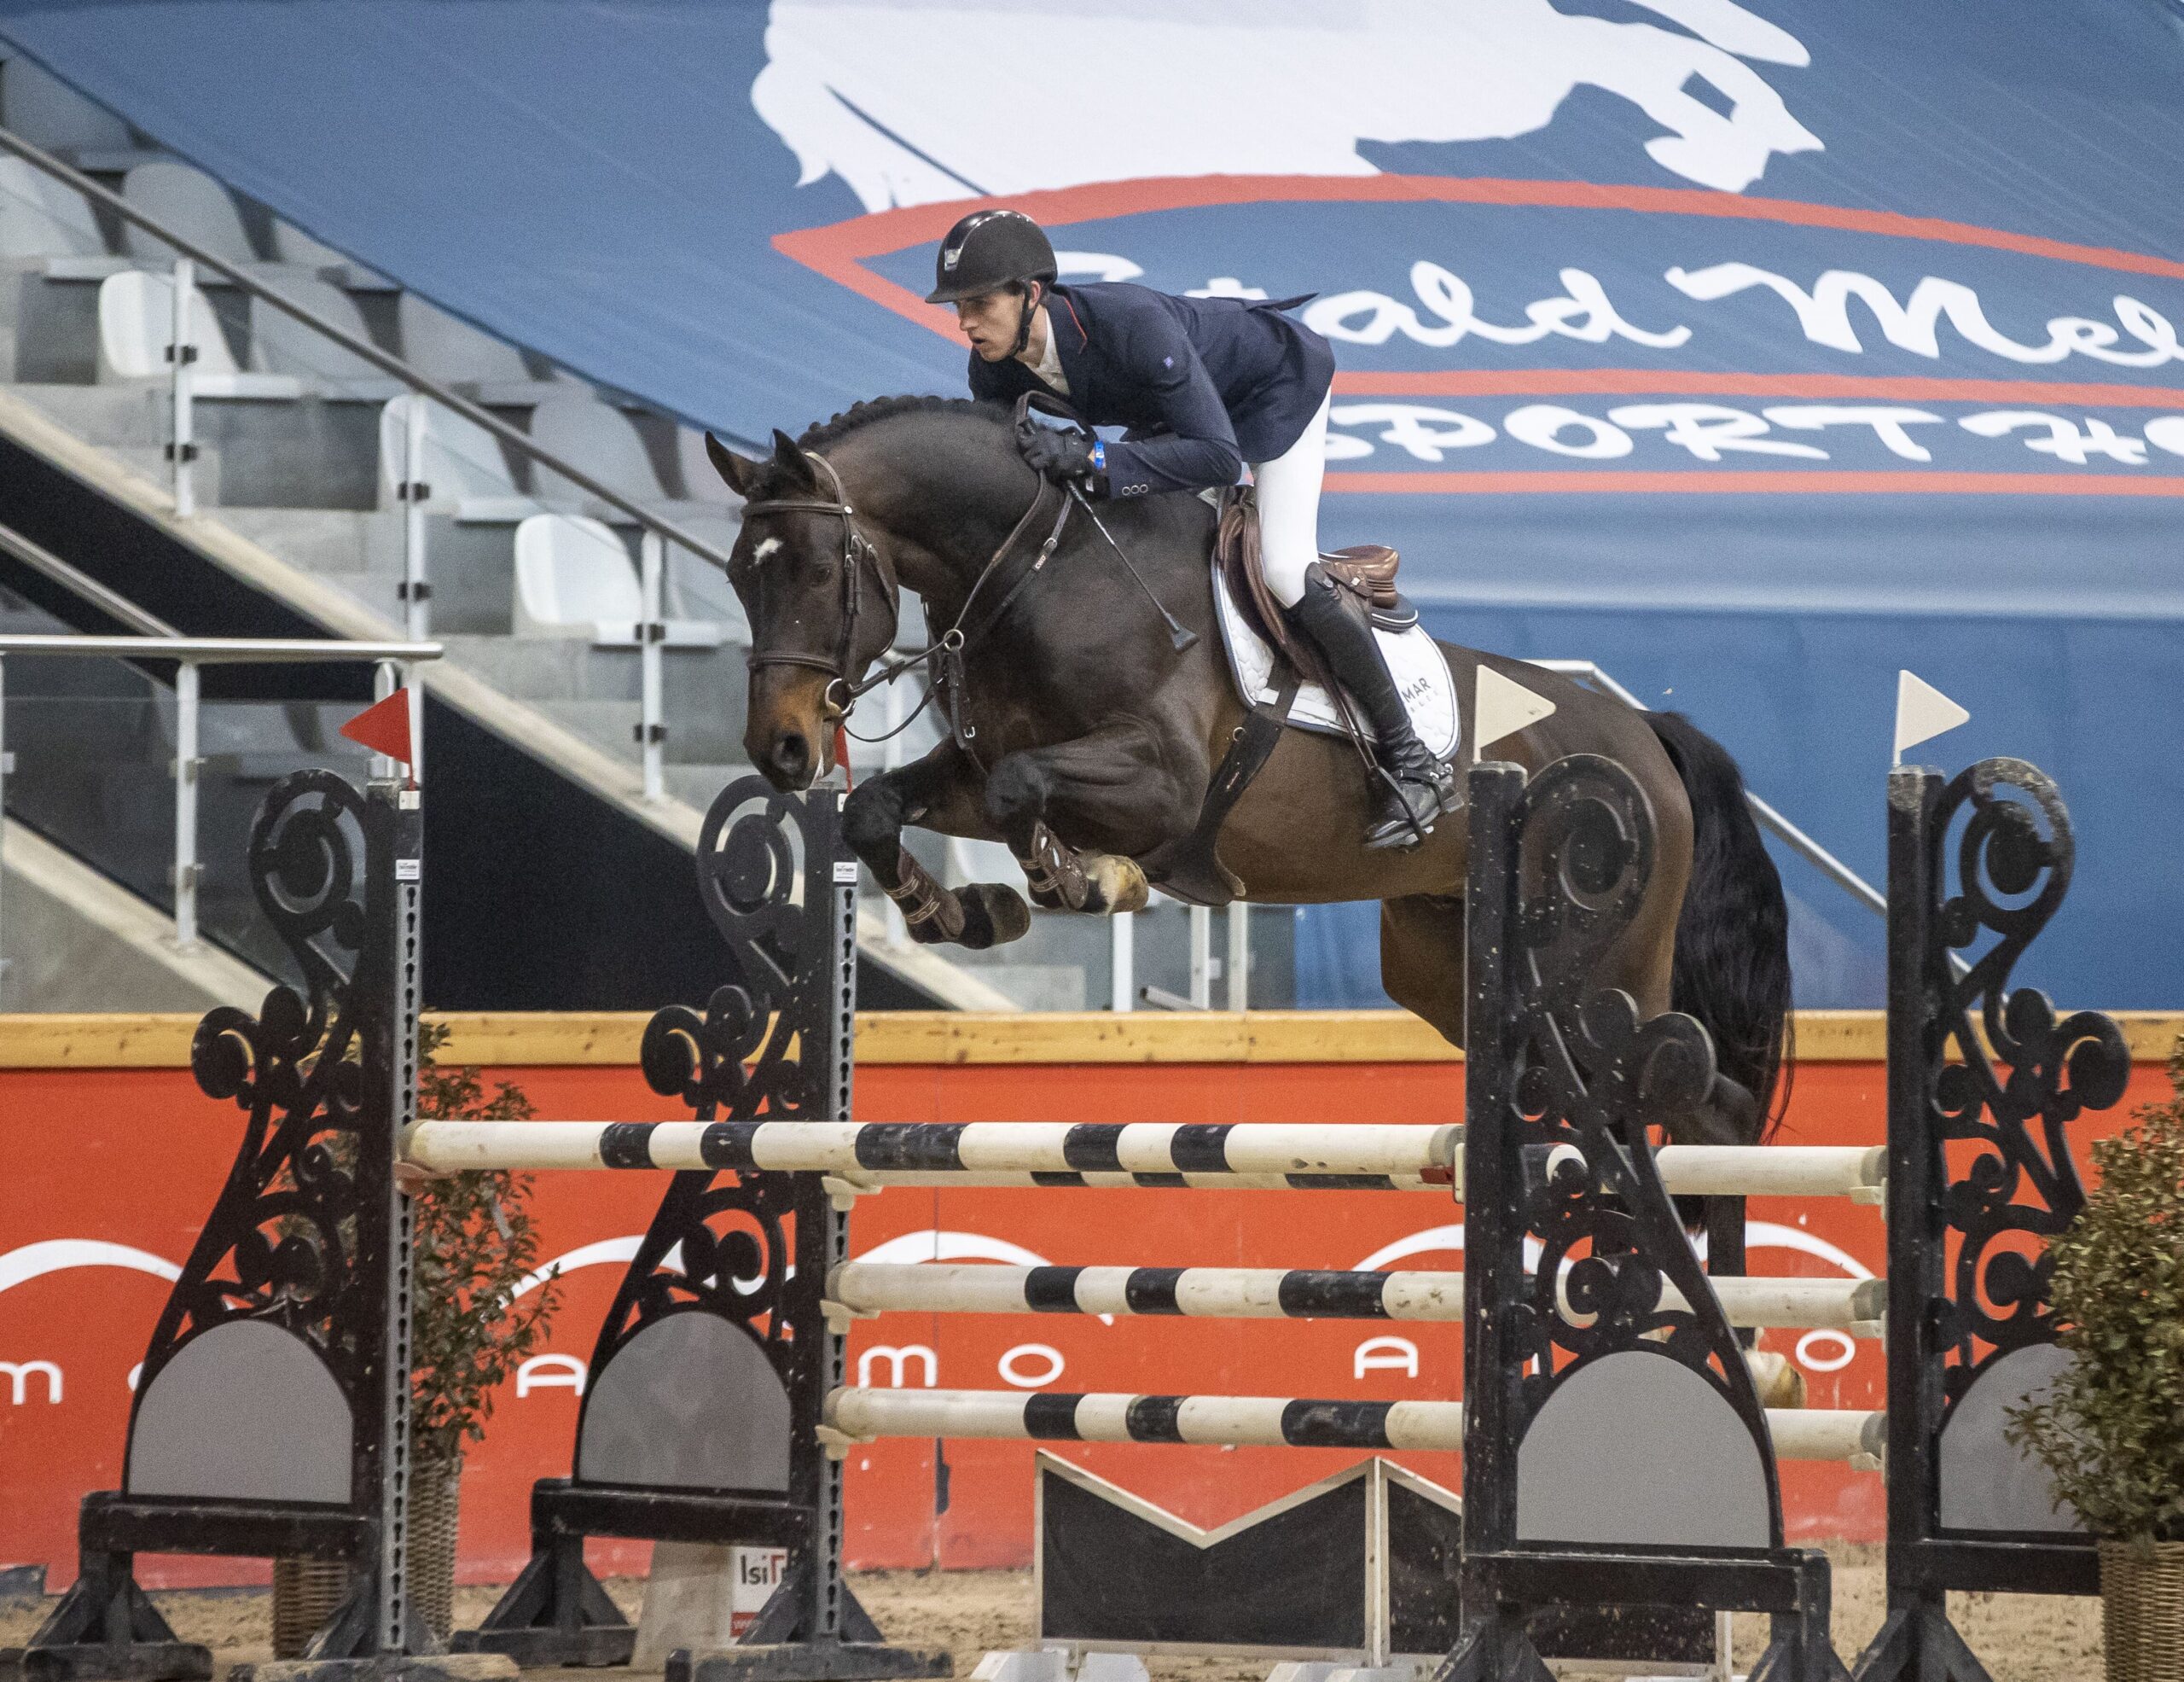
[1288,567,1461,848]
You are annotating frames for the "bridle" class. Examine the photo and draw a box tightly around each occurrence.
[736,444,1074,754]
[738,449,899,705]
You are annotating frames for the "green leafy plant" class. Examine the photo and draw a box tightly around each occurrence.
[408,1021,563,1467]
[2005,1045,2184,1543]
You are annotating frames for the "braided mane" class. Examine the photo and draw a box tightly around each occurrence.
[794,393,1008,451]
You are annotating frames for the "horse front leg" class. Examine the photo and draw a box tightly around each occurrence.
[984,723,1188,917]
[840,744,1031,950]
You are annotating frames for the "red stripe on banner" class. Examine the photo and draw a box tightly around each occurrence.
[1329,370,2184,406]
[1320,469,2184,496]
[773,174,2184,342]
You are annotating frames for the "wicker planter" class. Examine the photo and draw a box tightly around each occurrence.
[2101,1539,2184,1682]
[270,1559,350,1659]
[409,1452,465,1644]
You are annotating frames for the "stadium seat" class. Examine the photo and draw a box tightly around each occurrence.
[675,425,744,505]
[395,294,572,402]
[247,271,401,398]
[527,394,671,507]
[269,217,393,290]
[0,55,134,156]
[513,513,721,647]
[97,269,301,398]
[120,160,257,265]
[0,154,109,262]
[376,393,532,518]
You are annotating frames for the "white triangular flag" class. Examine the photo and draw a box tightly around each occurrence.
[1475,665,1557,756]
[1894,671,1970,765]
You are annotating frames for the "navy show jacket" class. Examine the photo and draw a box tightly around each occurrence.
[966,282,1336,499]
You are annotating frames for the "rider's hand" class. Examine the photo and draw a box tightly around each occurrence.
[1019,424,1101,487]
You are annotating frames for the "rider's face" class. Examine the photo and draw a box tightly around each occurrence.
[955,288,1029,361]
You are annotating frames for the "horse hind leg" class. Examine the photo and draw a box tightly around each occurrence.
[985,746,1156,918]
[1020,820,1149,916]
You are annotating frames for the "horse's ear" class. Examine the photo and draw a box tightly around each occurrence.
[704,432,764,497]
[770,428,820,491]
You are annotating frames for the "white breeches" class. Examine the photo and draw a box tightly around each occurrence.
[1252,390,1332,608]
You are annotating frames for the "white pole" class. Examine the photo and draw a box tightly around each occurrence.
[169,258,195,520]
[1109,911,1135,1012]
[171,660,200,949]
[1225,903,1248,1011]
[403,661,423,786]
[1188,905,1212,1009]
[370,661,399,783]
[639,533,665,802]
[402,397,429,640]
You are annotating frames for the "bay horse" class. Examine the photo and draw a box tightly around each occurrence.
[705,396,1791,1148]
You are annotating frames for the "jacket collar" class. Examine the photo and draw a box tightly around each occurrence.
[1045,282,1091,393]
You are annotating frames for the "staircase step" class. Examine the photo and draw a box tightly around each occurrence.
[216,507,401,576]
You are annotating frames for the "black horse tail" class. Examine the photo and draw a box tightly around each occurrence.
[1643,711,1794,1139]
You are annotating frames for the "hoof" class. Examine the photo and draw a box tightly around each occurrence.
[1083,854,1150,915]
[955,882,1032,949]
[1745,1348,1807,1410]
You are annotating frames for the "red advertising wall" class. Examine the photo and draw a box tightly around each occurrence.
[0,1012,2169,1592]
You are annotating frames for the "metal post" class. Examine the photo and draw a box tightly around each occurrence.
[168,258,195,520]
[1225,902,1249,1011]
[401,397,429,640]
[639,533,665,803]
[1188,904,1212,1009]
[171,660,200,949]
[375,778,425,1653]
[880,678,907,946]
[1109,911,1135,1013]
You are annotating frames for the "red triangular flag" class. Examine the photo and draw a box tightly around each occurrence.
[340,688,415,765]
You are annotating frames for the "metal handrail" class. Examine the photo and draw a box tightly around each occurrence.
[0,631,440,969]
[0,124,739,576]
[0,518,177,637]
[0,634,442,661]
[1529,658,1888,920]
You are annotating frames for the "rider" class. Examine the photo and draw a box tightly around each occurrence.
[926,208,1461,849]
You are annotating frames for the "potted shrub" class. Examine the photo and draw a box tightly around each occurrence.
[274,1024,562,1652]
[2007,1045,2184,1681]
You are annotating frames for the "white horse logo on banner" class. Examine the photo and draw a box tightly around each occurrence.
[752,0,1822,211]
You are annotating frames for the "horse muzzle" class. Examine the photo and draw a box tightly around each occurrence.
[746,667,834,792]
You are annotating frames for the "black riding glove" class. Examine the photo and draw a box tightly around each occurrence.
[1018,424,1101,488]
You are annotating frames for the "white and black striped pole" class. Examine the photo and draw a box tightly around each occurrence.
[403,1120,1886,1201]
[820,1388,1885,1463]
[825,1263,1885,1334]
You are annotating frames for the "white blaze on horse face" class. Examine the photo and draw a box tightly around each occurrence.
[750,0,1821,212]
[753,537,783,562]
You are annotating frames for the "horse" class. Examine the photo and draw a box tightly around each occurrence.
[704,395,1792,1149]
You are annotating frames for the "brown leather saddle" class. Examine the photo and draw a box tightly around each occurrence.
[1214,485,1418,690]
[1139,487,1418,906]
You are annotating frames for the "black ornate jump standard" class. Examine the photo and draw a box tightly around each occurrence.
[454,777,945,1682]
[20,772,425,1682]
[1449,756,1848,1682]
[1852,761,2128,1682]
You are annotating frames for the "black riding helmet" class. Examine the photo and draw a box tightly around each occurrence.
[926,208,1058,304]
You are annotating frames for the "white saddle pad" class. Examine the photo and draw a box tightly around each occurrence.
[1212,562,1461,760]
